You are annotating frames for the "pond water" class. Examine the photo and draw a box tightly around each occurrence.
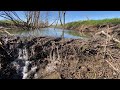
[6,28,88,39]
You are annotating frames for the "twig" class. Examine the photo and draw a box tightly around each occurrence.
[0,42,2,45]
[106,49,120,73]
[0,29,14,36]
[95,30,120,44]
[106,59,120,73]
[104,25,109,55]
[99,25,120,74]
[3,29,14,36]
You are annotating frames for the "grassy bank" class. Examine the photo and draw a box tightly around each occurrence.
[0,20,25,29]
[0,20,23,25]
[57,18,120,30]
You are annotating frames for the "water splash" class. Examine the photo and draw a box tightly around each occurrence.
[10,47,29,79]
[10,46,38,79]
[18,49,23,60]
[23,48,28,60]
[18,48,28,60]
[23,61,30,73]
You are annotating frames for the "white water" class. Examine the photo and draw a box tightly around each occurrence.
[18,49,23,60]
[18,48,28,60]
[11,47,37,79]
[23,61,30,73]
[23,48,28,60]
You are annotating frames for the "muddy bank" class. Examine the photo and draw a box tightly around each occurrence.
[0,32,120,79]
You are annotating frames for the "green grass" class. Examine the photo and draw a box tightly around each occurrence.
[64,18,120,29]
[0,20,14,24]
[0,20,23,25]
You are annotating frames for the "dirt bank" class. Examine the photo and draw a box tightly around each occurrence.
[0,29,120,79]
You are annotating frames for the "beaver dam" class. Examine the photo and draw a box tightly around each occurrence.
[0,25,120,79]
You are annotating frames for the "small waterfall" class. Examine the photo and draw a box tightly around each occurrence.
[23,61,30,73]
[22,63,38,79]
[18,49,23,60]
[18,47,30,79]
[22,61,31,79]
[20,47,37,79]
[10,46,38,79]
[18,48,28,60]
[23,48,28,60]
[10,47,30,79]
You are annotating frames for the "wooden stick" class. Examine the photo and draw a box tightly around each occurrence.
[106,59,120,73]
[96,28,120,73]
[106,50,120,73]
[0,29,14,36]
[95,30,120,44]
[3,29,13,36]
[0,41,2,45]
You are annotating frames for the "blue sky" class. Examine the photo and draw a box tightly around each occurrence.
[49,11,120,24]
[65,11,120,22]
[1,11,120,24]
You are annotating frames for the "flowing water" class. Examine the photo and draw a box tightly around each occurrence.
[10,47,37,79]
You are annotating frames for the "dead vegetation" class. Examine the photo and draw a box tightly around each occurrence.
[0,24,120,79]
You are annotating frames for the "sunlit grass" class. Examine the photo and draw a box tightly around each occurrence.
[0,20,23,25]
[59,18,120,29]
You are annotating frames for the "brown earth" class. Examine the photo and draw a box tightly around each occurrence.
[0,25,120,79]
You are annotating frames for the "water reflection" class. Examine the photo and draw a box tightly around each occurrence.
[6,28,88,39]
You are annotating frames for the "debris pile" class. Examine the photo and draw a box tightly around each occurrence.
[0,28,120,79]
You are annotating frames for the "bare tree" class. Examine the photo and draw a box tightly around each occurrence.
[0,11,65,30]
[0,11,24,26]
[24,11,40,29]
[62,11,66,38]
[32,11,40,29]
[0,11,30,29]
[0,11,41,29]
[24,11,33,27]
[58,11,66,38]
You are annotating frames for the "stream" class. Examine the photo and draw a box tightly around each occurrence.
[7,28,87,39]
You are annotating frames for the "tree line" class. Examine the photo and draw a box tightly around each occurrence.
[0,11,50,29]
[0,11,66,38]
